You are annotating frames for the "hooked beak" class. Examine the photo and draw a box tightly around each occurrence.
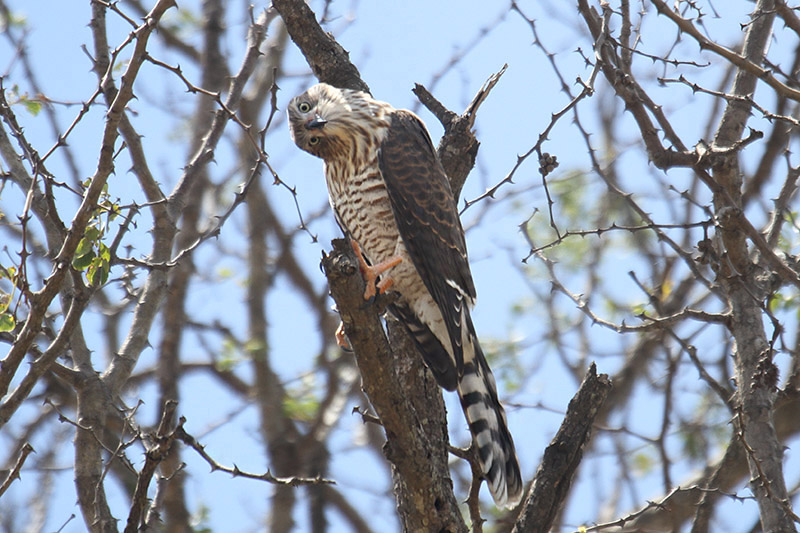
[304,115,327,130]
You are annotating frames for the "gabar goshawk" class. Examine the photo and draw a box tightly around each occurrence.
[288,83,522,508]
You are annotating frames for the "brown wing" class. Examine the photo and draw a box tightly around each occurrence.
[378,110,476,373]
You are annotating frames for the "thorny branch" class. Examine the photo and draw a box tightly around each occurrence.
[651,0,800,102]
[0,442,34,498]
[513,363,611,533]
[0,0,178,408]
[4,0,800,531]
[584,485,753,532]
[174,418,335,487]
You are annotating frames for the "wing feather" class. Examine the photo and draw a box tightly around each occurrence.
[378,110,475,372]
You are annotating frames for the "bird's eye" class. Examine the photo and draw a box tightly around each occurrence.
[309,136,320,146]
[298,102,311,113]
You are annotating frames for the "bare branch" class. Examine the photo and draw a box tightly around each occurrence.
[0,442,34,498]
[651,0,800,103]
[174,420,334,487]
[271,0,369,93]
[513,363,612,532]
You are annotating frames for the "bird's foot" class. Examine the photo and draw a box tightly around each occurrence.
[335,321,352,351]
[349,239,403,301]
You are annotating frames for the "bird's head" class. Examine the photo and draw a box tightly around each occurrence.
[287,83,387,162]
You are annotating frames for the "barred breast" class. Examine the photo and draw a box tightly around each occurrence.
[327,158,449,342]
[328,163,410,289]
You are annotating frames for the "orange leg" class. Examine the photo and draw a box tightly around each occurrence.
[350,239,403,301]
[335,321,351,350]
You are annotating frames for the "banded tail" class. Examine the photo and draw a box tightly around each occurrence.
[393,301,523,507]
[458,330,523,508]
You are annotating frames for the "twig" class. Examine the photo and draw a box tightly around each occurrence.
[413,63,507,199]
[0,442,34,498]
[174,419,334,486]
[660,75,800,128]
[460,71,596,215]
[351,406,382,426]
[524,220,713,259]
[448,443,485,533]
[123,399,179,533]
[582,484,751,532]
[651,0,800,102]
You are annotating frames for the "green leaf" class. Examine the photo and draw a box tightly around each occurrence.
[99,261,110,284]
[2,11,27,29]
[72,250,95,271]
[86,266,98,285]
[97,242,110,261]
[23,99,41,116]
[84,225,101,242]
[87,256,109,286]
[768,294,779,313]
[282,394,319,423]
[75,237,93,258]
[220,338,236,360]
[107,204,120,222]
[216,354,238,372]
[0,313,15,332]
[244,338,266,354]
[632,452,654,475]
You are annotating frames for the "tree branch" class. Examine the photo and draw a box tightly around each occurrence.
[271,0,369,93]
[321,240,467,532]
[512,363,612,532]
[0,442,34,498]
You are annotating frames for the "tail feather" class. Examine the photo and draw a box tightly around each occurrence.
[392,301,522,506]
[458,332,523,508]
[389,303,458,391]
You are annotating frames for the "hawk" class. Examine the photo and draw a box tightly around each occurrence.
[288,83,523,508]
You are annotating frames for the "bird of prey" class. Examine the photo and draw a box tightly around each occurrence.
[288,83,522,508]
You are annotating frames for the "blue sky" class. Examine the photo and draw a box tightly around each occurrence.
[1,1,793,531]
